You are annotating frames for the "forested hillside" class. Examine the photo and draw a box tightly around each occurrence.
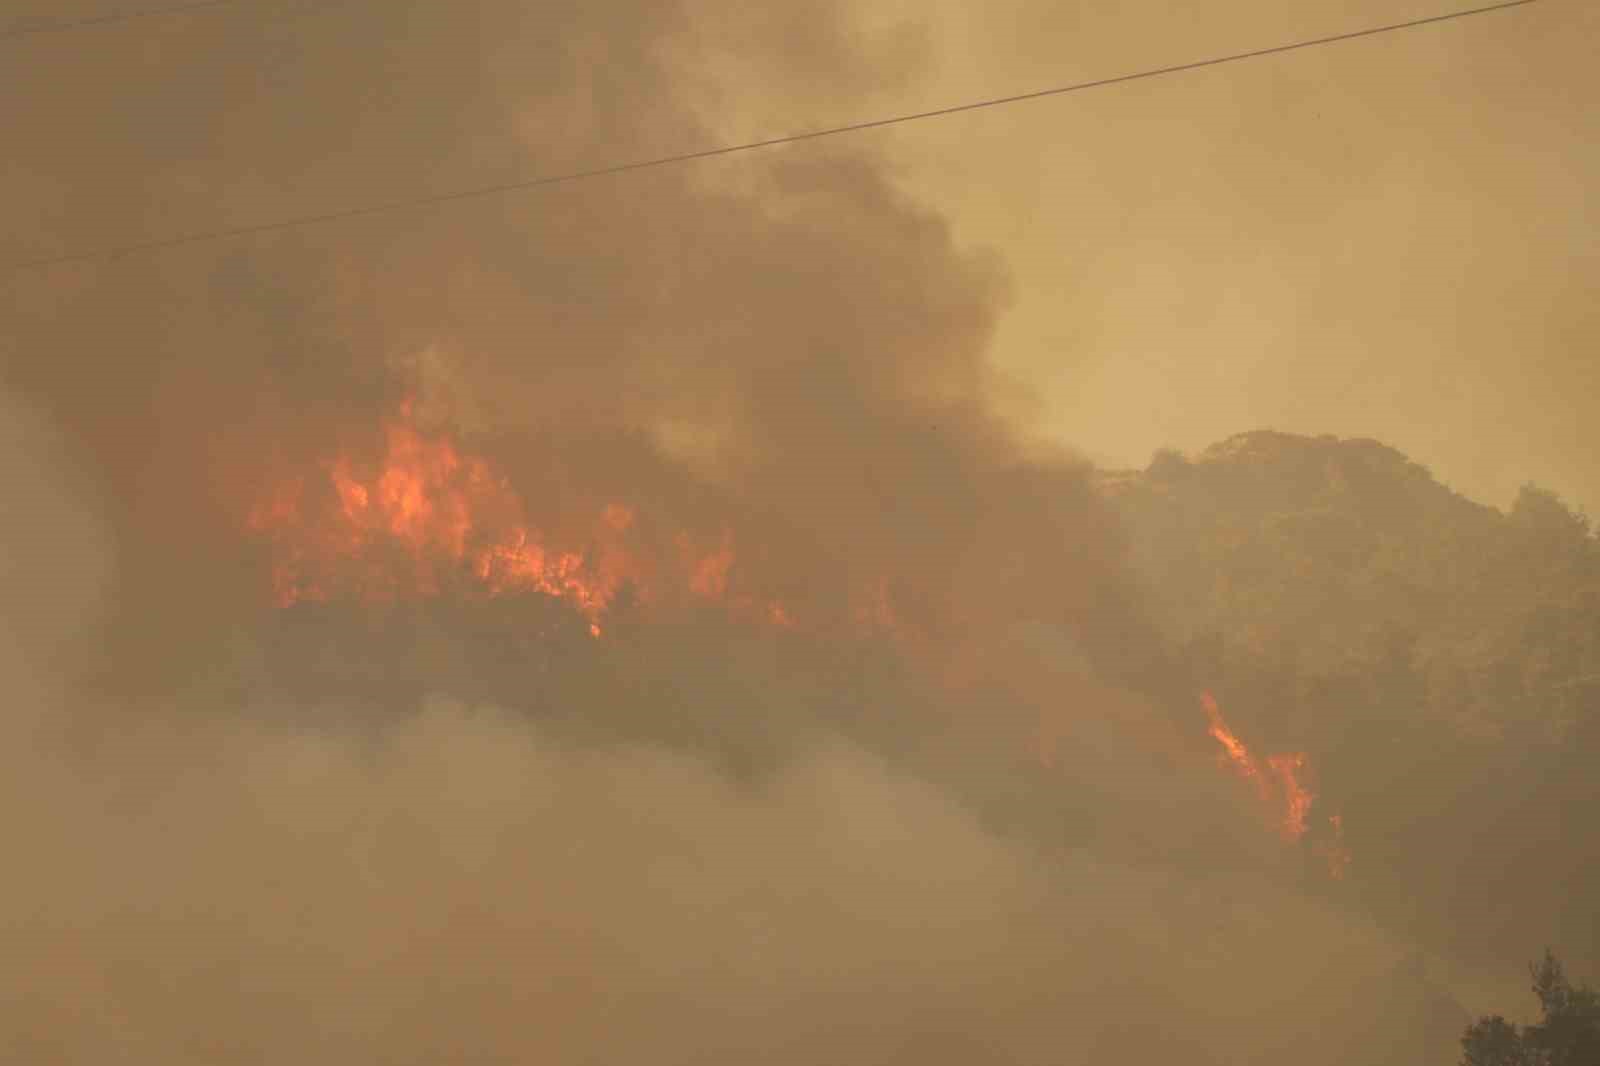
[1101,432,1600,975]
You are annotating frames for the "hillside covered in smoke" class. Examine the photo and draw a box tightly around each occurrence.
[1101,430,1600,978]
[3,2,1590,1063]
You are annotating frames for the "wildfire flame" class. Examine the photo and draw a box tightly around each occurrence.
[245,401,786,633]
[1201,692,1347,876]
[1201,690,1269,803]
[247,406,1355,881]
[1266,752,1312,842]
[1317,813,1352,880]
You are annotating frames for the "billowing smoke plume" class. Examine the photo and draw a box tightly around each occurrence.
[3,1,1481,1061]
[7,0,1192,774]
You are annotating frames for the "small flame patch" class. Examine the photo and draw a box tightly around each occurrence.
[1201,692,1348,875]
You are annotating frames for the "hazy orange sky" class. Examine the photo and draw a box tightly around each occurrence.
[701,0,1597,513]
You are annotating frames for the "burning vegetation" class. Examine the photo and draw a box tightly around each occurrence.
[244,401,1355,884]
[4,0,1591,1059]
[246,399,799,637]
[1203,688,1344,870]
[1202,691,1348,877]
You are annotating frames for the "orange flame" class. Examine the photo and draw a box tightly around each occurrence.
[246,403,790,632]
[683,530,735,601]
[1201,690,1270,802]
[1317,813,1352,880]
[1200,693,1340,861]
[1266,752,1313,843]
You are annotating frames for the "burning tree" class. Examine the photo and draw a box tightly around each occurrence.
[1200,691,1349,876]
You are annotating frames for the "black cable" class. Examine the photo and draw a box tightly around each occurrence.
[2,1,249,41]
[8,0,1540,274]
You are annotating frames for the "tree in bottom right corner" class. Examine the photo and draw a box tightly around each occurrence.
[1462,951,1600,1066]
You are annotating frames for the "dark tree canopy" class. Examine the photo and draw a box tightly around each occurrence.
[1462,952,1600,1066]
[1100,433,1600,971]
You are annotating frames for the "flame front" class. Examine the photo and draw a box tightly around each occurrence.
[247,407,1352,881]
[1266,751,1313,842]
[1202,690,1271,804]
[1201,692,1345,872]
[1317,813,1352,880]
[246,403,783,631]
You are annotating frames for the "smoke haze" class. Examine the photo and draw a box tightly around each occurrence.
[3,0,1582,1061]
[0,391,1455,1063]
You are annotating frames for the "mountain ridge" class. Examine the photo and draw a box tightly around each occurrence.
[1092,428,1600,977]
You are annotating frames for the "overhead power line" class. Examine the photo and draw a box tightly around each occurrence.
[10,0,1539,274]
[2,1,247,40]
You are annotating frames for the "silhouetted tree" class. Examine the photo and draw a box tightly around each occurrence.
[1462,1016,1534,1066]
[1526,951,1600,1065]
[1146,446,1192,482]
[1461,951,1600,1066]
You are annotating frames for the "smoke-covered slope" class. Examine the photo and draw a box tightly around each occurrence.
[1101,430,1600,976]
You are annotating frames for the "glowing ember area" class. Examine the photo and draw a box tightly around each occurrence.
[1202,691,1269,801]
[245,403,784,632]
[1201,693,1343,864]
[854,577,899,633]
[1266,752,1313,842]
[1317,814,1353,880]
